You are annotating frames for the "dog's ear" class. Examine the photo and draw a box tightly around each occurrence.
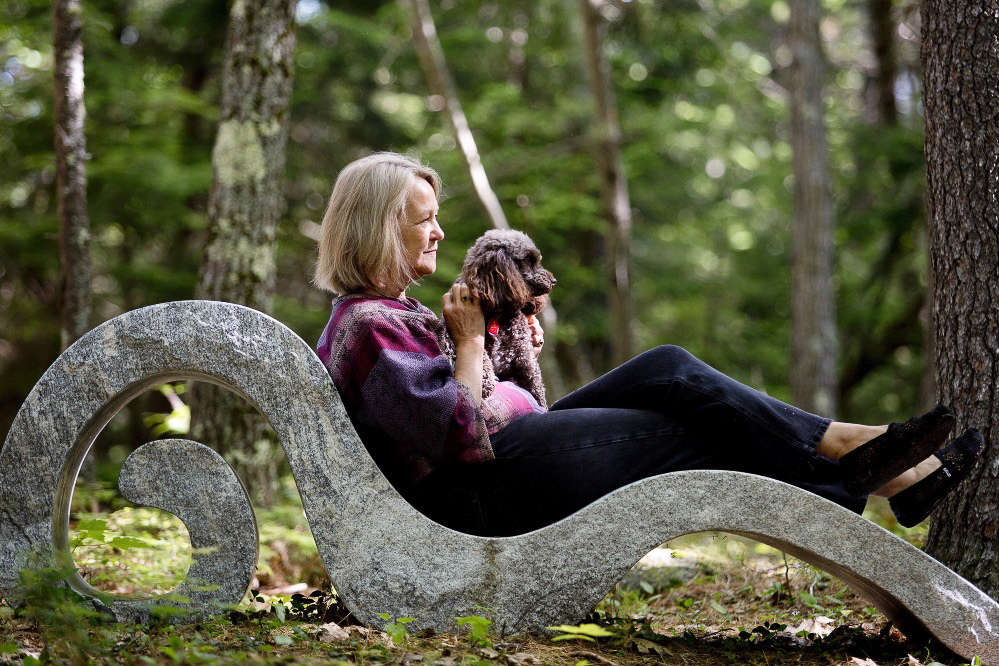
[465,248,531,314]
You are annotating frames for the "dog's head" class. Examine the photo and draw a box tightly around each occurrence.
[461,229,555,319]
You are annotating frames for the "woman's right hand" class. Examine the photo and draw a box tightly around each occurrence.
[443,283,485,404]
[442,283,485,343]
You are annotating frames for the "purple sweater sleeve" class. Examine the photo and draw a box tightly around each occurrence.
[318,298,493,487]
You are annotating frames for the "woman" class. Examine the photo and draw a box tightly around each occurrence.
[314,152,981,537]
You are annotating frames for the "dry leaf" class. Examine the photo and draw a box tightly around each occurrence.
[317,622,351,643]
[850,658,879,666]
[789,616,835,637]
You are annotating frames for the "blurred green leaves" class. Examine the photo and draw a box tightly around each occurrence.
[2,0,928,442]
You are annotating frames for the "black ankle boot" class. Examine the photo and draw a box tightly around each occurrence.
[889,428,984,528]
[839,404,956,496]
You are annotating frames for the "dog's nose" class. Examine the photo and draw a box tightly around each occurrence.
[551,276,557,285]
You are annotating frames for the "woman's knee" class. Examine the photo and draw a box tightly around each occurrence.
[643,344,696,368]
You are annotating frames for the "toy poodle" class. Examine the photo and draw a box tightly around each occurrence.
[459,229,555,407]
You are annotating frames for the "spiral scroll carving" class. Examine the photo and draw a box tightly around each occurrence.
[0,301,997,661]
[112,439,258,619]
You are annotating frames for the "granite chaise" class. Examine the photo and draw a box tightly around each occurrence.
[1,300,997,662]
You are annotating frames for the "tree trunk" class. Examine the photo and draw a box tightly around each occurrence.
[405,0,510,231]
[866,0,898,126]
[53,0,92,350]
[405,0,569,399]
[578,0,634,367]
[192,0,297,507]
[788,0,838,417]
[921,0,999,596]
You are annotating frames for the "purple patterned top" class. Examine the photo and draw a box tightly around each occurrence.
[316,295,544,489]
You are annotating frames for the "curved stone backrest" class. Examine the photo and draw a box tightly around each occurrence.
[0,301,997,661]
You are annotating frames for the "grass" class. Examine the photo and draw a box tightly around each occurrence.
[0,483,976,665]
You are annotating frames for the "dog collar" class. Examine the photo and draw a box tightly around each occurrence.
[487,319,500,336]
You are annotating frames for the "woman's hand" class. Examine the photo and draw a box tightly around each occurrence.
[526,314,544,357]
[442,284,485,404]
[442,283,485,342]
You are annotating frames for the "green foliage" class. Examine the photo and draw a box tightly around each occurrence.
[454,613,492,647]
[15,565,113,660]
[378,612,414,645]
[70,503,192,596]
[547,623,615,643]
[142,384,191,437]
[4,0,933,514]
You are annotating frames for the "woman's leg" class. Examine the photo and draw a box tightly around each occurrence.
[552,345,831,457]
[410,407,865,536]
[548,345,950,498]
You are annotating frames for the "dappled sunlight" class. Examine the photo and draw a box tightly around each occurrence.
[70,502,192,597]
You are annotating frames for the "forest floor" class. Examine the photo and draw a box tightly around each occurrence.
[0,490,979,666]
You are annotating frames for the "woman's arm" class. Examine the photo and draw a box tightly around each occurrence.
[442,283,485,405]
[320,298,493,483]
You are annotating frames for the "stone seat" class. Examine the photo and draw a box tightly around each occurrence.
[1,300,997,662]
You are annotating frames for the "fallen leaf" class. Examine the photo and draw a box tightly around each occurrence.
[629,638,672,656]
[790,616,835,637]
[505,653,539,666]
[850,658,879,666]
[317,622,350,643]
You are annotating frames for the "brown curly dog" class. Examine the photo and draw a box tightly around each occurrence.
[459,229,556,407]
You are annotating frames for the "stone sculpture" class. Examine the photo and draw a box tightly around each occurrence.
[0,300,997,661]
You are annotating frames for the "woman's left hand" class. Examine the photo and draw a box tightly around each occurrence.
[526,314,544,357]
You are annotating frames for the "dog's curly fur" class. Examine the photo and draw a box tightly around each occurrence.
[459,229,555,407]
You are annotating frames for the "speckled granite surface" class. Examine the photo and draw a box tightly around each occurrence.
[0,301,996,661]
[110,438,258,619]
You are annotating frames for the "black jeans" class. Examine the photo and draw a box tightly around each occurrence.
[409,345,865,536]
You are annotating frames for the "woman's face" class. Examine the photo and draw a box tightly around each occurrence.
[400,177,444,281]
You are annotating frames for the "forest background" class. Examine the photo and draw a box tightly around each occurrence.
[4,0,995,661]
[0,0,929,450]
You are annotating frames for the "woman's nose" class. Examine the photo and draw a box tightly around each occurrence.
[432,221,444,240]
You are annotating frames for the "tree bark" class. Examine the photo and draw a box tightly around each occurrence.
[866,0,898,126]
[405,0,510,231]
[921,0,999,596]
[192,0,298,507]
[578,0,634,367]
[53,0,92,350]
[788,0,838,417]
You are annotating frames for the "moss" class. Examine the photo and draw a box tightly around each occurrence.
[205,237,274,287]
[238,237,276,282]
[259,118,282,137]
[212,119,266,186]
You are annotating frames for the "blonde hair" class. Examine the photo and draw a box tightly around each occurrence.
[314,152,441,295]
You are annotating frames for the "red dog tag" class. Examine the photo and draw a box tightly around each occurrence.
[487,320,500,336]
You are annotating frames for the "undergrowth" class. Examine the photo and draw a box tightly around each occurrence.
[0,481,971,665]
